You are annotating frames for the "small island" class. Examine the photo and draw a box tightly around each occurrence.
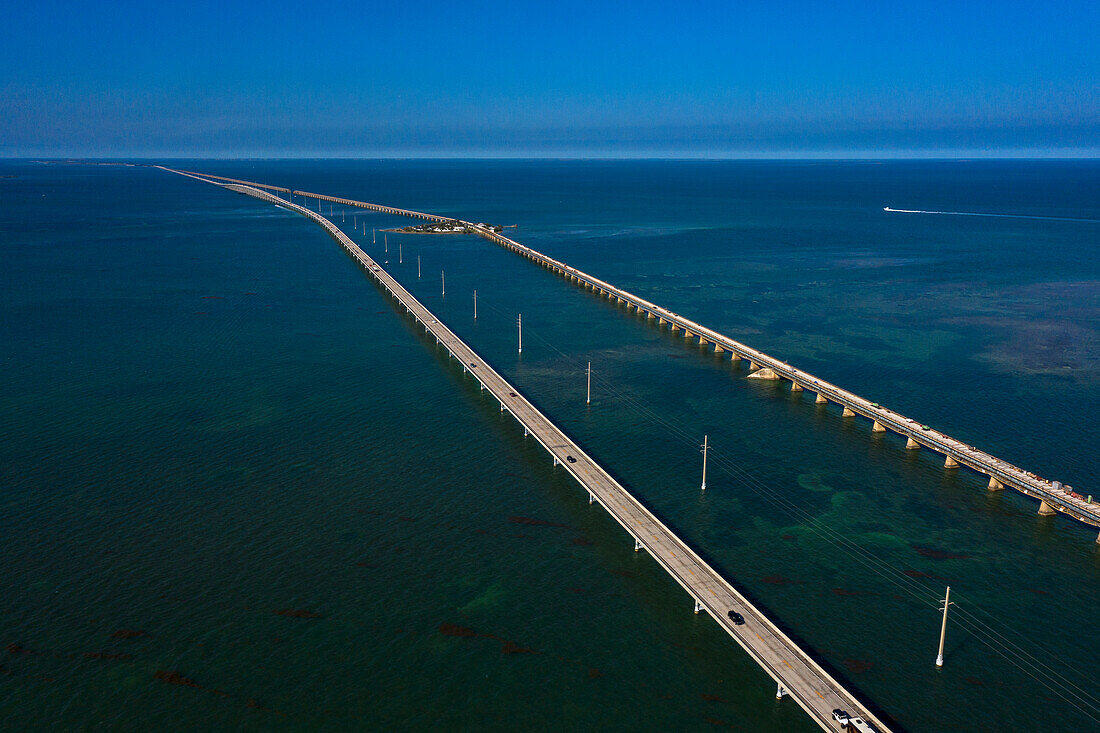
[384,219,507,234]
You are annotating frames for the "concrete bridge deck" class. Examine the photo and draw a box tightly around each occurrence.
[220,177,1097,536]
[157,167,1098,536]
[468,225,1100,532]
[168,167,893,732]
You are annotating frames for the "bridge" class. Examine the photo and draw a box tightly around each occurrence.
[166,167,893,732]
[160,167,1098,542]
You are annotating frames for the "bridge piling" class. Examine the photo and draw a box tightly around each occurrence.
[167,171,897,733]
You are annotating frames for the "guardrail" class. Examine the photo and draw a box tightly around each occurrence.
[465,224,1097,530]
[160,168,1096,537]
[208,179,891,733]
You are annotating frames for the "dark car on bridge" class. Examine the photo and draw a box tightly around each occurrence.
[727,610,745,625]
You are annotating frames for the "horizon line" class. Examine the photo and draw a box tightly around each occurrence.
[6,152,1100,162]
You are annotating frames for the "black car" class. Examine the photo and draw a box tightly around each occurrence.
[727,610,745,625]
[566,455,577,463]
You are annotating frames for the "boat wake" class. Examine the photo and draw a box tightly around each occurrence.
[883,207,1100,224]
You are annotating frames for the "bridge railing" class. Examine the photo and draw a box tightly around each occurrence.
[462,226,1095,524]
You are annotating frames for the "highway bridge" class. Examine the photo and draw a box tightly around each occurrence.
[166,167,894,732]
[159,167,1098,541]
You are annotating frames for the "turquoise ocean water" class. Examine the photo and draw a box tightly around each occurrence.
[1,160,1098,731]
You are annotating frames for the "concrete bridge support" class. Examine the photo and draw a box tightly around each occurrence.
[747,367,781,380]
[714,343,724,353]
[210,174,1100,552]
[842,407,856,417]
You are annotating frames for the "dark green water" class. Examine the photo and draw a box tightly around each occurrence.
[1,160,1098,731]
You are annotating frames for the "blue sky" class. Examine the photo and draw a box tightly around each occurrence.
[2,0,1097,157]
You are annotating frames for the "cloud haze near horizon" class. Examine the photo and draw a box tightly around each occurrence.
[2,0,1097,158]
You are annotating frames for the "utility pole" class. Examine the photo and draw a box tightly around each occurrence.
[586,362,591,405]
[936,586,953,667]
[473,290,478,319]
[700,435,709,490]
[517,314,522,354]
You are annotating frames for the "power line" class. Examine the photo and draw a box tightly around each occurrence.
[470,293,1100,720]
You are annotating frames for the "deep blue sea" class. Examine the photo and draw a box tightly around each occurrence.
[1,159,1098,731]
